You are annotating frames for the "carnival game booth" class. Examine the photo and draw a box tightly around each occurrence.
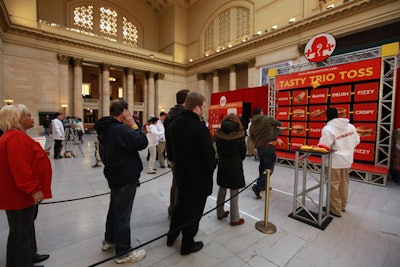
[208,86,268,134]
[269,42,399,186]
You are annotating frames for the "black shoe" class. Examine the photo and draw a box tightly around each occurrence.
[32,254,49,263]
[167,235,177,247]
[252,186,262,199]
[180,241,204,255]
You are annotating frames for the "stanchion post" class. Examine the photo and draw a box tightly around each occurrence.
[255,169,277,234]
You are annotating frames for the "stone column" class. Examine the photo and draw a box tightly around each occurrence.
[198,73,206,96]
[148,72,155,118]
[125,67,134,110]
[101,63,111,117]
[229,64,236,91]
[213,69,219,93]
[72,58,84,120]
[247,58,256,87]
[57,54,70,114]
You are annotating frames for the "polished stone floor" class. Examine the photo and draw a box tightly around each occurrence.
[1,132,400,267]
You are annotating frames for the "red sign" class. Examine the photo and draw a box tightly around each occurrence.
[354,142,375,162]
[292,106,307,121]
[277,91,291,106]
[276,107,291,121]
[353,103,377,121]
[309,88,329,104]
[276,136,289,150]
[276,58,381,90]
[308,122,325,138]
[291,122,307,137]
[304,33,336,63]
[353,122,376,142]
[279,121,290,134]
[290,137,306,150]
[330,104,350,119]
[354,82,379,102]
[307,138,319,147]
[330,85,351,103]
[292,90,308,105]
[309,105,327,121]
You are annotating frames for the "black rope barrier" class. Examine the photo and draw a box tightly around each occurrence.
[40,170,171,205]
[87,176,259,266]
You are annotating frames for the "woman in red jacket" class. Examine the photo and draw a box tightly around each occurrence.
[0,104,52,267]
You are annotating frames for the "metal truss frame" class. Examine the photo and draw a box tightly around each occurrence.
[269,45,399,186]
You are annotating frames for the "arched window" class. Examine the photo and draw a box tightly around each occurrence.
[204,7,250,54]
[69,3,142,47]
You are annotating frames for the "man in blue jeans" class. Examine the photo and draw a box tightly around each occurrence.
[95,99,148,264]
[249,107,285,199]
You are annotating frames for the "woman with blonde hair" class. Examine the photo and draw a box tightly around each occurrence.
[0,104,52,267]
[214,113,246,226]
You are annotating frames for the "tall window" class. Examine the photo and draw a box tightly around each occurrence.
[73,5,93,30]
[72,5,140,47]
[204,7,250,53]
[122,17,138,47]
[100,7,117,37]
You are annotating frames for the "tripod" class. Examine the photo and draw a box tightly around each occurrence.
[64,127,84,157]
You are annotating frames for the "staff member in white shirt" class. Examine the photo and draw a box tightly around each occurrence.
[52,112,65,159]
[318,107,360,217]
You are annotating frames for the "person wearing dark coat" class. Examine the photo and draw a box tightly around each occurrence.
[214,114,246,226]
[166,92,216,256]
[94,99,148,264]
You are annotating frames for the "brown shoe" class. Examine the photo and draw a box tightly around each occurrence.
[217,211,230,220]
[230,218,245,226]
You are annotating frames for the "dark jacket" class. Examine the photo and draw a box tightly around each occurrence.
[250,114,283,148]
[94,117,148,188]
[215,120,246,189]
[164,104,185,162]
[167,110,216,197]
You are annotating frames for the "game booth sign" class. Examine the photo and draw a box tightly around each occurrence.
[208,86,268,135]
[273,41,399,186]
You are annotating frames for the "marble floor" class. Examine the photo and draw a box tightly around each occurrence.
[1,132,400,267]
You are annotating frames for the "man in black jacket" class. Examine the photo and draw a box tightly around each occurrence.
[164,89,189,217]
[94,99,148,264]
[166,92,216,255]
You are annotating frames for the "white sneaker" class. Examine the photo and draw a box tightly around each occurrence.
[102,240,115,251]
[115,249,146,264]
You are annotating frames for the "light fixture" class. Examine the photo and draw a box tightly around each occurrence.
[205,53,209,57]
[256,30,262,35]
[61,104,68,108]
[228,44,232,48]
[327,4,334,9]
[289,18,296,24]
[216,48,220,52]
[242,37,248,42]
[109,77,116,82]
[271,25,278,30]
[149,54,155,59]
[3,98,14,105]
[189,58,193,62]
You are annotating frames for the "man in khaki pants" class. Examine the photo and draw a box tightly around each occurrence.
[318,108,360,217]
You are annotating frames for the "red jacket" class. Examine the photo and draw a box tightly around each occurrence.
[0,130,52,210]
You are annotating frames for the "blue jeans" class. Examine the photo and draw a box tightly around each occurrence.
[105,183,137,256]
[254,146,276,191]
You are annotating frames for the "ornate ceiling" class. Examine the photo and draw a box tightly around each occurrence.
[141,0,200,14]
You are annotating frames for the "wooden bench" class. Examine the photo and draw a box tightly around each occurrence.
[276,151,389,186]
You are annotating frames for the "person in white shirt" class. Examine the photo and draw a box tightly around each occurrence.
[146,117,162,174]
[156,111,167,168]
[51,112,65,159]
[318,108,360,217]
